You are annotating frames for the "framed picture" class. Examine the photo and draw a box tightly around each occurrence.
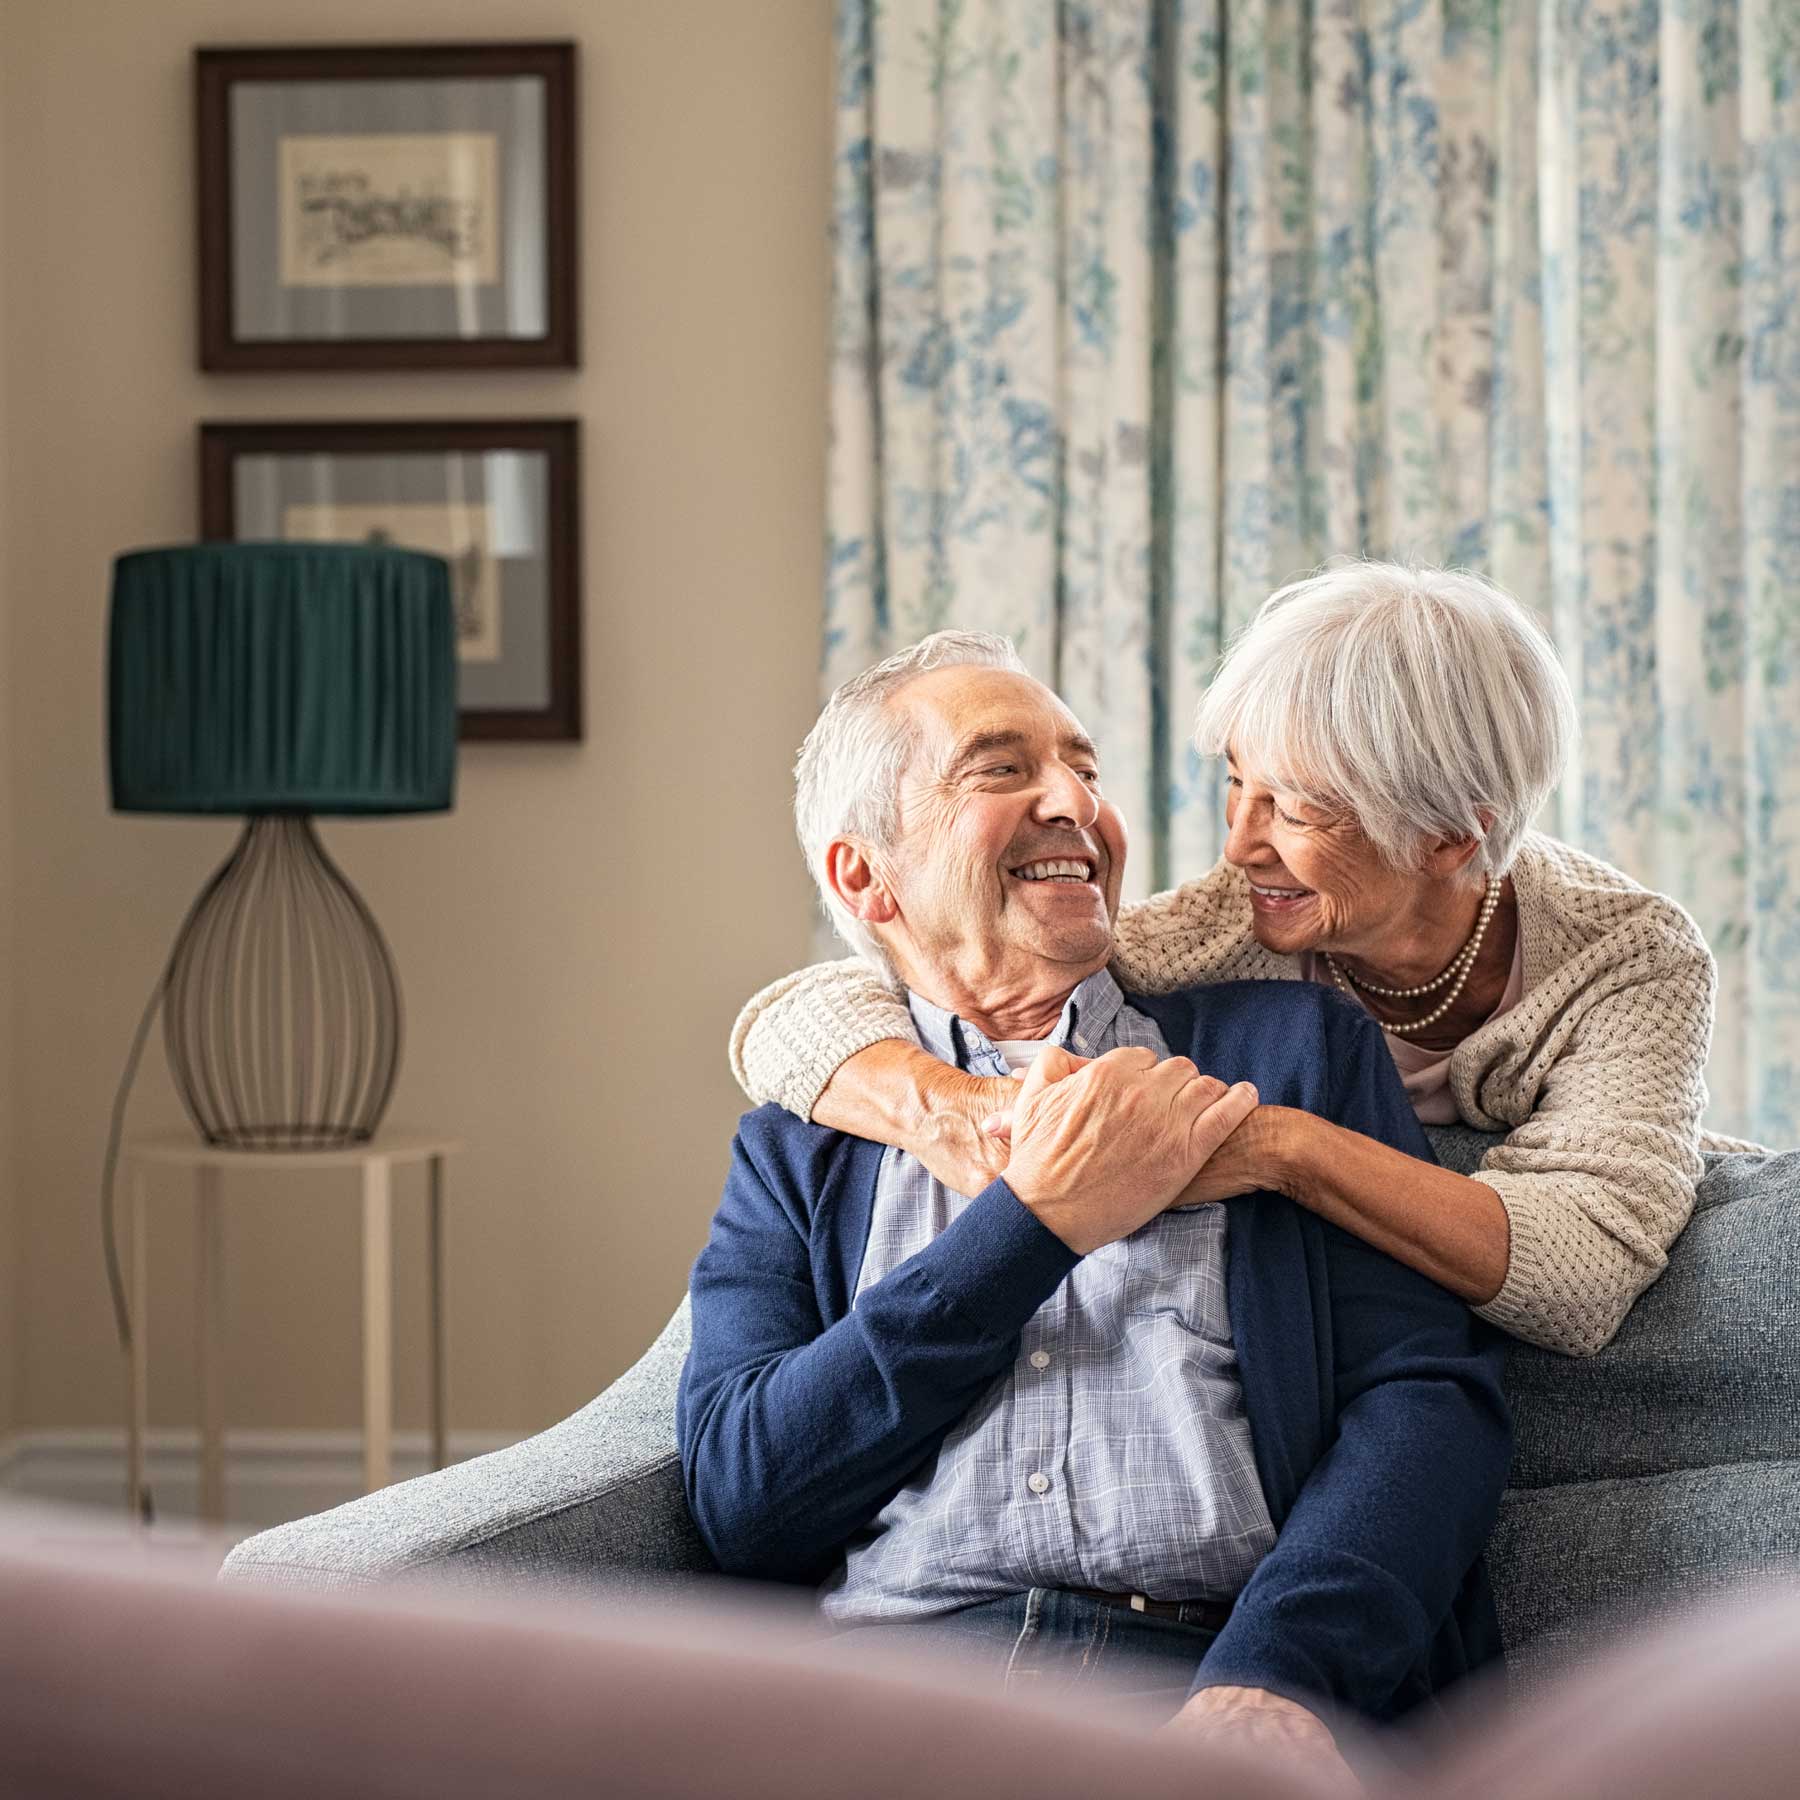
[196,43,577,370]
[200,419,582,741]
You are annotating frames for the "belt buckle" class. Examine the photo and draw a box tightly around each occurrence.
[1128,1593,1148,1613]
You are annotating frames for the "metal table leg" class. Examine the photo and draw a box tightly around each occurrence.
[361,1157,393,1493]
[428,1153,447,1471]
[127,1163,150,1525]
[196,1166,226,1524]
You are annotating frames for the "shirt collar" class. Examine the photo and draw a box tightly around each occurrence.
[906,967,1126,1073]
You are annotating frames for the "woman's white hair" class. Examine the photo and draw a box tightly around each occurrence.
[1194,561,1577,880]
[795,629,1028,963]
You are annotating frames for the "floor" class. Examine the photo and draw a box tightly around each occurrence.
[0,1495,249,1577]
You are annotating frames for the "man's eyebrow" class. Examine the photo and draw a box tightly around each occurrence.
[945,728,1100,771]
[946,730,1029,772]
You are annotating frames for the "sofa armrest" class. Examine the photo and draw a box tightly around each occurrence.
[220,1298,712,1595]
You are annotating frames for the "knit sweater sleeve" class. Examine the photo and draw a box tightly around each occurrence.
[729,957,916,1119]
[1469,922,1715,1358]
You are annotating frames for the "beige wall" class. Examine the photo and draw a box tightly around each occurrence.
[0,71,16,1442]
[1,0,831,1440]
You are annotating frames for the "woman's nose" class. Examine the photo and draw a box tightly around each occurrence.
[1222,797,1264,864]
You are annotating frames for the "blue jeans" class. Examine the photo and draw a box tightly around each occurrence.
[831,1589,1219,1721]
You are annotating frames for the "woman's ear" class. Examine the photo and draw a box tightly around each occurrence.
[1425,810,1495,880]
[824,839,898,925]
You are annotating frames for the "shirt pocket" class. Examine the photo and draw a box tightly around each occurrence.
[1124,1205,1232,1339]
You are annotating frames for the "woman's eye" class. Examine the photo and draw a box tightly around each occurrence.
[982,765,1018,778]
[1225,774,1243,789]
[1275,806,1304,827]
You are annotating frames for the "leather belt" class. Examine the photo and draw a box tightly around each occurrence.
[1066,1587,1233,1631]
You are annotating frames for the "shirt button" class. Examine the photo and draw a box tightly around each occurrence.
[1029,1350,1052,1370]
[1026,1472,1051,1495]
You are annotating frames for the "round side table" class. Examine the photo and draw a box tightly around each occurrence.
[121,1131,462,1526]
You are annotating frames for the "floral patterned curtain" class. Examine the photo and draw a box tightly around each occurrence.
[824,0,1799,1144]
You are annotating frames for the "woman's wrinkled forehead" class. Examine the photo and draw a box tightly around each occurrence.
[1223,739,1338,808]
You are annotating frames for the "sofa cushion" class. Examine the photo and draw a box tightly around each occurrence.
[1426,1129,1800,1490]
[1488,1458,1800,1692]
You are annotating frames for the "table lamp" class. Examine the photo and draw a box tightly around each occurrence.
[107,542,457,1149]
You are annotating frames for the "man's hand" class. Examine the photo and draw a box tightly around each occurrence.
[1003,1044,1258,1255]
[1164,1687,1358,1795]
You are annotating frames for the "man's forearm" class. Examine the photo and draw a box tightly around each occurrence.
[679,1181,1077,1579]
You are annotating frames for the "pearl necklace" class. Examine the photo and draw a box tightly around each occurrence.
[1324,874,1502,1039]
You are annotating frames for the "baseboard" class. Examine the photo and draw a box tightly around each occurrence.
[0,1426,520,1533]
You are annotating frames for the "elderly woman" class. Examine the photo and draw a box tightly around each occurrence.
[731,562,1717,1358]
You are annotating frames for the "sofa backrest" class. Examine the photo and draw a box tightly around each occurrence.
[1426,1126,1800,1683]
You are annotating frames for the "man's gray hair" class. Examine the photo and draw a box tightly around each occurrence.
[796,630,1028,963]
[1194,561,1578,880]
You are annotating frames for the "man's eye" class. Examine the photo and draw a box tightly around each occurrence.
[982,765,1018,777]
[1077,768,1101,785]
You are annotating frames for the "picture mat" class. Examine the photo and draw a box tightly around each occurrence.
[231,77,547,342]
[278,133,501,289]
[234,450,550,711]
[281,501,502,663]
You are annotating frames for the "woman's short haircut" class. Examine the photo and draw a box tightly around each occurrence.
[795,630,1027,965]
[1194,561,1577,879]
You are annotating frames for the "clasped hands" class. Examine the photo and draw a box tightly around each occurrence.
[912,1044,1268,1243]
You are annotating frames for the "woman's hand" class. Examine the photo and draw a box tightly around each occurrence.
[1167,1102,1281,1205]
[813,1042,1018,1196]
[908,1067,1021,1197]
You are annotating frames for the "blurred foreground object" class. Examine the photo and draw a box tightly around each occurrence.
[5,1499,1800,1799]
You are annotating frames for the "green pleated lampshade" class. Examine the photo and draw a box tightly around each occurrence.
[109,542,457,815]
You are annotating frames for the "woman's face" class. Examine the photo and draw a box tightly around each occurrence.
[1222,757,1436,958]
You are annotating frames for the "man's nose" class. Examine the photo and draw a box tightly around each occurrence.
[1034,764,1098,830]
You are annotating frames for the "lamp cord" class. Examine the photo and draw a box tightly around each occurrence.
[101,953,176,1528]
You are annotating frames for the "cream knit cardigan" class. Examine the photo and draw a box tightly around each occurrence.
[730,832,1718,1358]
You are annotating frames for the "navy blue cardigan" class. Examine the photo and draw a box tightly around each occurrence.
[678,980,1512,1723]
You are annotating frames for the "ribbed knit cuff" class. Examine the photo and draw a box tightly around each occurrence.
[1468,1172,1622,1358]
[729,959,916,1119]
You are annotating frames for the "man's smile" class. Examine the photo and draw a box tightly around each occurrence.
[1009,856,1098,886]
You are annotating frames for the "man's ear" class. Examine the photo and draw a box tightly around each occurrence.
[824,839,898,926]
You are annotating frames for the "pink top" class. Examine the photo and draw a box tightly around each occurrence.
[1302,933,1526,1124]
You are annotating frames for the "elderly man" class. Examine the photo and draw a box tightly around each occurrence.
[678,633,1510,1780]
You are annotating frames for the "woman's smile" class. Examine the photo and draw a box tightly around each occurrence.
[1245,877,1315,916]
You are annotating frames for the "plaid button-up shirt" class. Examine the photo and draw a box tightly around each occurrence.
[820,970,1277,1623]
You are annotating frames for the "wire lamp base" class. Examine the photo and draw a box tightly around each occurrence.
[163,813,402,1150]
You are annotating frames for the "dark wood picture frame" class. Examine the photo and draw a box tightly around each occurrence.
[196,42,578,371]
[200,419,583,742]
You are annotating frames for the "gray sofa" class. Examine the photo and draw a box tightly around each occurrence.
[221,1128,1800,1693]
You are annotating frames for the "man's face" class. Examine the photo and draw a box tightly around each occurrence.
[868,666,1127,1003]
